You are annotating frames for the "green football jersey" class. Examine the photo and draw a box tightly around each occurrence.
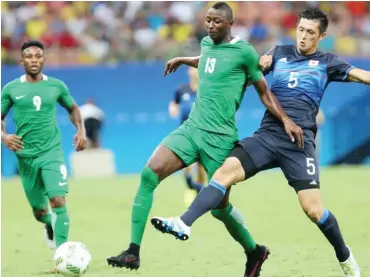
[1,74,75,158]
[187,36,263,137]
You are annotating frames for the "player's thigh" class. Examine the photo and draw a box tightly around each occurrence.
[160,123,199,167]
[199,133,235,179]
[39,150,68,199]
[18,157,48,210]
[277,137,320,192]
[234,133,278,180]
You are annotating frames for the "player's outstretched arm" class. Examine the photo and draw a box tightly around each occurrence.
[254,78,304,148]
[168,101,179,118]
[58,81,87,151]
[347,68,370,85]
[67,104,87,152]
[1,115,23,152]
[164,56,200,76]
[1,84,23,151]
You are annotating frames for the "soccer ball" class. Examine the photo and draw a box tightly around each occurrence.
[54,241,91,277]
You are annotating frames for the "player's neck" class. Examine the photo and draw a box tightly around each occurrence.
[26,73,43,83]
[213,33,232,45]
[296,46,318,56]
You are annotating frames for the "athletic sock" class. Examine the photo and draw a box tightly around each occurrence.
[212,203,256,254]
[51,206,69,247]
[317,209,350,262]
[191,182,203,193]
[184,173,193,190]
[131,166,159,249]
[180,180,226,226]
[127,243,140,256]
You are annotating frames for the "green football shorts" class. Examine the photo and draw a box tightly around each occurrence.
[161,121,237,179]
[17,148,68,210]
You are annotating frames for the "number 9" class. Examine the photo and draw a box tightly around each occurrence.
[60,165,67,180]
[33,96,42,111]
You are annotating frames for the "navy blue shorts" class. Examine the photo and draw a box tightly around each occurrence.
[230,125,320,192]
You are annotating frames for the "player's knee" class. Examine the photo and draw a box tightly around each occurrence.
[33,208,48,222]
[211,202,231,220]
[211,208,226,221]
[49,196,66,208]
[140,166,160,190]
[147,162,164,180]
[304,206,324,223]
[214,196,229,210]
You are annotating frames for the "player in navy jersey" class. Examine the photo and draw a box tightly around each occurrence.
[168,67,206,195]
[152,8,370,277]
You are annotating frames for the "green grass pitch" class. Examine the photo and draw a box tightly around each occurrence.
[2,166,370,277]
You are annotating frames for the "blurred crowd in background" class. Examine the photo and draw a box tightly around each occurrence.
[2,1,370,66]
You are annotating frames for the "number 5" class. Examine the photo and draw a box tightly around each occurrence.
[306,158,315,175]
[288,72,299,88]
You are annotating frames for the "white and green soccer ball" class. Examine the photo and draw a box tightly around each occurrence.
[54,241,91,277]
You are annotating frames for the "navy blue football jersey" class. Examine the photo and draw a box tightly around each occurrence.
[262,45,355,131]
[174,84,197,123]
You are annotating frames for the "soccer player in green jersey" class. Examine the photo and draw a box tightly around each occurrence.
[107,3,303,276]
[1,40,87,251]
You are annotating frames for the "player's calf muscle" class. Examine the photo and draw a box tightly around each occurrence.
[298,189,324,222]
[213,157,245,187]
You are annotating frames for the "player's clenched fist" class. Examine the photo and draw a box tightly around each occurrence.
[1,134,24,152]
[73,131,87,152]
[282,118,304,149]
[259,55,273,72]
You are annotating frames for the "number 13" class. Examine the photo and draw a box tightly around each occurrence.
[205,58,216,74]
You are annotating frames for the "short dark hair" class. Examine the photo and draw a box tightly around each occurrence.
[299,8,329,34]
[212,2,233,21]
[21,40,44,52]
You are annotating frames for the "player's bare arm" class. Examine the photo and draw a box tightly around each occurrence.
[168,101,179,118]
[164,56,200,76]
[1,115,23,152]
[253,78,304,148]
[67,104,87,152]
[259,55,273,73]
[347,68,370,85]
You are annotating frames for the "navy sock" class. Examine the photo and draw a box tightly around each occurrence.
[191,182,203,193]
[317,209,350,262]
[184,174,193,190]
[180,180,226,226]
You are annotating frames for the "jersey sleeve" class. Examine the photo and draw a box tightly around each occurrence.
[1,83,13,117]
[242,45,264,83]
[174,89,181,104]
[327,55,355,82]
[58,81,75,109]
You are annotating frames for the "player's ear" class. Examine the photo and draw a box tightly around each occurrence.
[229,20,234,27]
[319,31,327,41]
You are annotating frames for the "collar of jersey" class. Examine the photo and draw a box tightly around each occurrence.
[20,74,48,83]
[211,35,241,45]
